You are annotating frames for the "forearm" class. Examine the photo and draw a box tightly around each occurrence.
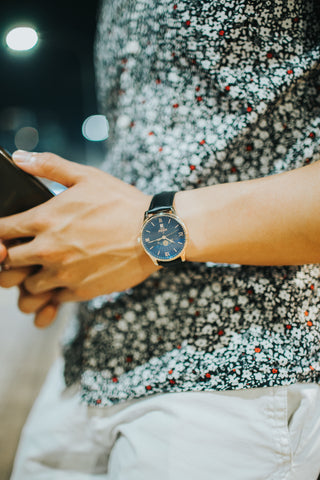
[175,161,320,266]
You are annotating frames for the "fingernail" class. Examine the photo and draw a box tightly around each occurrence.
[12,150,33,163]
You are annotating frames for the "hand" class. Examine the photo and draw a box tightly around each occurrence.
[0,151,158,316]
[0,242,61,328]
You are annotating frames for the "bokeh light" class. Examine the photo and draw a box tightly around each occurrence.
[14,126,39,150]
[82,115,109,141]
[6,27,38,51]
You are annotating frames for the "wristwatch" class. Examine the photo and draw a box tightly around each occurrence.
[140,191,188,266]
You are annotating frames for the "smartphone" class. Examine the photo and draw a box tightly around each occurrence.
[0,146,54,218]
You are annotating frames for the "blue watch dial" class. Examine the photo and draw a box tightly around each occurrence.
[141,213,186,261]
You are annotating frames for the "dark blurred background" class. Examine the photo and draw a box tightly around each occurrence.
[0,0,104,167]
[0,2,104,478]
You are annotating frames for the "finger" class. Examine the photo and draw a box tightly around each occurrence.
[17,285,54,314]
[0,210,41,242]
[0,266,33,288]
[4,239,40,268]
[12,151,86,188]
[0,193,54,240]
[34,302,60,329]
[23,267,63,295]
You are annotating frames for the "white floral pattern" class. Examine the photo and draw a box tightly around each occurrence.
[62,0,320,406]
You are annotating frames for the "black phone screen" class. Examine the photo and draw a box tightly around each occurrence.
[0,147,54,218]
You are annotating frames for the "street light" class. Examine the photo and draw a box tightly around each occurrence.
[6,26,38,52]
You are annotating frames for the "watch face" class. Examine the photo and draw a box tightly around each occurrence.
[141,213,187,261]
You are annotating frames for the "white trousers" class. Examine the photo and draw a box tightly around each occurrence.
[10,357,320,480]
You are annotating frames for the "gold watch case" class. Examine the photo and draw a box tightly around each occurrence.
[139,209,188,266]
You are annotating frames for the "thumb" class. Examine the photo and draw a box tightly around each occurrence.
[12,150,85,188]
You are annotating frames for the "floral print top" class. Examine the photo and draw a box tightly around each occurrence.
[62,0,320,406]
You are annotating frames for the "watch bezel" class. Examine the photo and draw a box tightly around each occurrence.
[139,211,188,265]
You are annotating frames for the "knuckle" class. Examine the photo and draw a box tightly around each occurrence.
[35,152,60,176]
[35,248,48,262]
[56,268,73,284]
[36,152,58,163]
[35,245,54,263]
[32,213,51,233]
[33,243,65,267]
[30,152,55,169]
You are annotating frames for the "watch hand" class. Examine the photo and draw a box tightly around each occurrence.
[148,235,166,243]
[165,230,179,237]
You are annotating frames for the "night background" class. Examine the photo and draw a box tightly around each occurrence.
[0,2,104,478]
[0,0,103,167]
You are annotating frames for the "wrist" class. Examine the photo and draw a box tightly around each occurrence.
[174,189,204,262]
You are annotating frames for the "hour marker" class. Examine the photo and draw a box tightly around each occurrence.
[157,250,160,255]
[146,238,150,242]
[165,252,169,257]
[168,219,171,224]
[150,246,154,250]
[151,222,155,226]
[174,248,177,252]
[175,224,179,228]
[178,241,183,244]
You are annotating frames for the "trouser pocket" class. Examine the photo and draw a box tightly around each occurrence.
[285,382,320,480]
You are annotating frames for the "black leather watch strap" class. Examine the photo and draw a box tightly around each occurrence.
[158,257,182,267]
[146,191,176,215]
[144,190,186,267]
